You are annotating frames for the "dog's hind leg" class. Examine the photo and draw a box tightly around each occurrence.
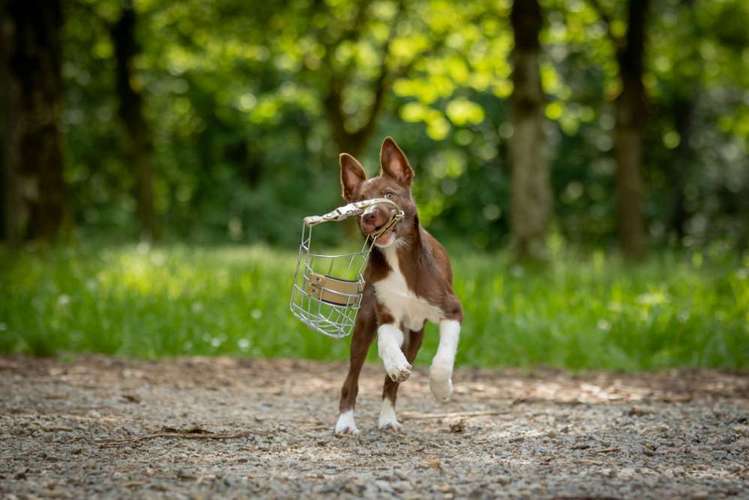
[378,327,424,431]
[335,311,376,435]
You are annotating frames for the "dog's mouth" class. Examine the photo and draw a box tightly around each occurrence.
[362,202,403,248]
[372,224,397,247]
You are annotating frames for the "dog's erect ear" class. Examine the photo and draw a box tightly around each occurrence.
[380,137,414,187]
[339,153,367,202]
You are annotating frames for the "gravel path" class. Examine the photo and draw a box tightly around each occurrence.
[1,356,748,499]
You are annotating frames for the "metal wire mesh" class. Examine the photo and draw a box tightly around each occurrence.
[290,198,402,338]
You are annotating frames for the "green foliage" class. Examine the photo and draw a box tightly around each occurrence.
[9,2,749,370]
[2,245,747,370]
[59,0,749,250]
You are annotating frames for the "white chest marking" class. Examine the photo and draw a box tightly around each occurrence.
[374,243,444,331]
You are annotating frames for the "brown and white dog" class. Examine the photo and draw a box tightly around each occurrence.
[334,137,463,434]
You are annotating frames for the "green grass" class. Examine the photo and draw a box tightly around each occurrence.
[1,244,748,370]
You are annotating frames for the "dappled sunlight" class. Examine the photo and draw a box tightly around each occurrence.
[94,246,292,299]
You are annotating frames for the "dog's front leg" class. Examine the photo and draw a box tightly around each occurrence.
[430,319,461,402]
[378,323,412,382]
[379,327,424,431]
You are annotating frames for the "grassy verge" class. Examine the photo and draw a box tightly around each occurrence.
[1,244,747,370]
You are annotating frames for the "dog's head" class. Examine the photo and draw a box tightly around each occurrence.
[339,137,417,248]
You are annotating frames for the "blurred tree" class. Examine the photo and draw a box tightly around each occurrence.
[509,0,552,259]
[111,0,158,241]
[271,0,483,157]
[319,0,398,157]
[589,0,650,258]
[3,0,67,242]
[1,1,10,241]
[666,0,699,242]
[647,0,749,249]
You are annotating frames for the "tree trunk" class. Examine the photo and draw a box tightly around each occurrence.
[614,0,650,258]
[0,3,11,242]
[111,0,158,241]
[509,0,552,259]
[669,0,698,243]
[670,95,694,241]
[323,75,386,158]
[4,0,66,242]
[320,5,394,160]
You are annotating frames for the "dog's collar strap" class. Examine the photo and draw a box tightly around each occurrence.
[303,198,404,229]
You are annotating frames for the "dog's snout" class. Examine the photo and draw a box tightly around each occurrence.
[362,212,377,225]
[361,206,386,234]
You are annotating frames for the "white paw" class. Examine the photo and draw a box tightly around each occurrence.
[382,349,412,382]
[429,360,453,402]
[334,410,359,435]
[378,400,402,431]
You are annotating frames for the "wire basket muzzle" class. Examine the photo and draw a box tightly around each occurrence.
[289,198,403,338]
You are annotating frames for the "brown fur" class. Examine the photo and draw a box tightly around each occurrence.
[337,137,463,417]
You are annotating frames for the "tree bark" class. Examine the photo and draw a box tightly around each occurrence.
[111,0,158,241]
[509,0,552,259]
[613,0,650,258]
[4,0,67,242]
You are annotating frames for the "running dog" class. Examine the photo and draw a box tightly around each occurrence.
[334,137,463,434]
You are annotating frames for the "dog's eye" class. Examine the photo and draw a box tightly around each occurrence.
[384,192,395,199]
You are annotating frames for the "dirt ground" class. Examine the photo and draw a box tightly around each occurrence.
[1,356,748,499]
